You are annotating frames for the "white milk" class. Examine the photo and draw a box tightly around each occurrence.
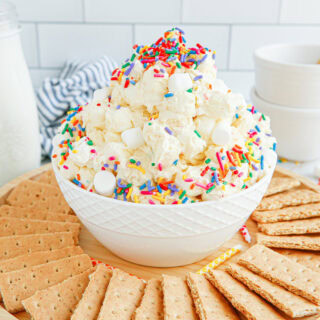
[0,2,40,185]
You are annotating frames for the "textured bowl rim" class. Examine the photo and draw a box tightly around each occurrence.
[254,43,320,71]
[80,213,248,239]
[52,156,276,209]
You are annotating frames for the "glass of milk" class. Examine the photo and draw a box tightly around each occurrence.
[0,1,40,186]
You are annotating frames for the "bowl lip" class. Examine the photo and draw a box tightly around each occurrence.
[52,156,276,209]
[254,43,320,71]
[251,87,320,114]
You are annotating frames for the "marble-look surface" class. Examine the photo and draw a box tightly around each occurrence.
[278,158,320,184]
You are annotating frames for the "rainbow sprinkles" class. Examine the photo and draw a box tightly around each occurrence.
[52,27,277,205]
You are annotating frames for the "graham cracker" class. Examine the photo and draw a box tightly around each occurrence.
[186,272,239,320]
[23,267,95,320]
[7,180,72,214]
[0,216,80,243]
[257,189,320,211]
[36,169,59,188]
[0,232,74,260]
[257,233,320,250]
[226,263,320,318]
[238,244,320,305]
[162,274,198,320]
[275,249,320,274]
[252,203,320,223]
[206,269,286,320]
[0,253,92,313]
[133,278,164,320]
[265,177,301,196]
[97,269,146,320]
[0,246,83,274]
[71,264,113,320]
[0,205,79,223]
[258,217,320,236]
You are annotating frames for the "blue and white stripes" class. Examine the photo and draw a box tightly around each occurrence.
[37,56,117,157]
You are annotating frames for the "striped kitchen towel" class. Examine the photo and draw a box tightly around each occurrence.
[37,55,117,157]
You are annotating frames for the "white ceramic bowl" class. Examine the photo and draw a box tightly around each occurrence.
[254,44,320,109]
[251,87,320,161]
[53,159,276,267]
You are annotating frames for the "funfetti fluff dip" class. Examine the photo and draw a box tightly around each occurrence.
[52,27,277,205]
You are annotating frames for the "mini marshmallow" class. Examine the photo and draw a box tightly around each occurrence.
[264,149,277,167]
[121,127,144,149]
[93,88,108,101]
[315,163,320,178]
[168,73,192,92]
[94,171,116,196]
[195,116,215,139]
[69,138,91,166]
[211,121,232,145]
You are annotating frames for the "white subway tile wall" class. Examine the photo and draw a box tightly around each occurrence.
[182,0,280,24]
[11,0,84,22]
[20,23,39,67]
[280,0,320,24]
[38,24,132,67]
[84,0,182,23]
[13,0,320,99]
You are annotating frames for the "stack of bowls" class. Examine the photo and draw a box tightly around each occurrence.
[251,44,320,161]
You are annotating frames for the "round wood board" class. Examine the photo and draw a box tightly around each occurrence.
[0,163,319,320]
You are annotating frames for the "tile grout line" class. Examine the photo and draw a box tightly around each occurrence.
[81,0,86,23]
[34,22,41,68]
[132,24,135,46]
[226,24,232,70]
[17,21,320,27]
[29,66,61,70]
[277,0,283,24]
[219,69,254,72]
[180,0,184,23]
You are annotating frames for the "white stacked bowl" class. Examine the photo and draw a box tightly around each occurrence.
[251,89,320,161]
[252,44,320,161]
[53,157,276,267]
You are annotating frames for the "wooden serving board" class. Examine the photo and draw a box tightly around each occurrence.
[0,163,319,320]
